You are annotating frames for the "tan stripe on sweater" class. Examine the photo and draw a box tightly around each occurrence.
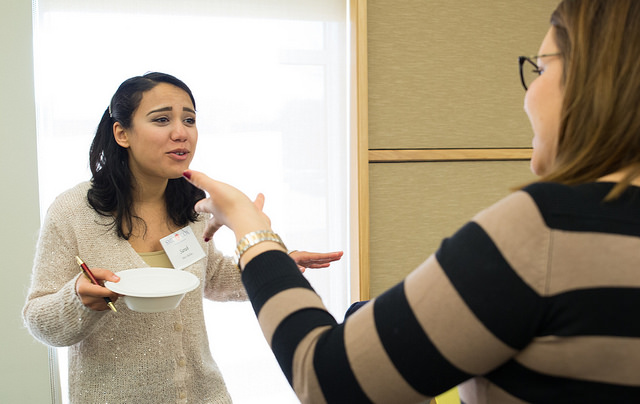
[475,190,640,296]
[546,231,640,293]
[473,191,551,295]
[516,335,640,386]
[292,326,331,404]
[344,300,430,403]
[257,288,327,345]
[405,255,518,375]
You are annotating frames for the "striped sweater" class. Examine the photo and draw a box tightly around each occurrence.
[242,182,640,403]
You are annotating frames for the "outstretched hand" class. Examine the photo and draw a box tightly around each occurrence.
[289,250,344,273]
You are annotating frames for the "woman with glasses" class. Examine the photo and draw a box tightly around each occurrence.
[185,0,640,402]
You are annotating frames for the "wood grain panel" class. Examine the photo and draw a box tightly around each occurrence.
[368,161,536,297]
[367,0,559,149]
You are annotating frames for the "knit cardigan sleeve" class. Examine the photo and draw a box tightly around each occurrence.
[22,185,108,347]
[201,218,248,302]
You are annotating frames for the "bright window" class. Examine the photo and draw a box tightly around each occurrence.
[33,1,350,403]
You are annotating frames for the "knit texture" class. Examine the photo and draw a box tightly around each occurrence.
[23,182,247,403]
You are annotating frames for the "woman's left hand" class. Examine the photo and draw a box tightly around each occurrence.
[289,250,343,273]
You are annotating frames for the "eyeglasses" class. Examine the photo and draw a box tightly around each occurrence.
[518,53,561,91]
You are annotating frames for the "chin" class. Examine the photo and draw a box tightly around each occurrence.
[170,164,192,179]
[530,160,552,177]
[167,169,188,180]
[530,156,544,177]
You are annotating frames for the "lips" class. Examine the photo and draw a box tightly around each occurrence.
[167,149,190,161]
[168,149,189,156]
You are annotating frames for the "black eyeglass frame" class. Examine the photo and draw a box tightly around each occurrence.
[518,53,561,91]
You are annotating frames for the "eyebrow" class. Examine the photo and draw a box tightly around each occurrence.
[146,106,196,116]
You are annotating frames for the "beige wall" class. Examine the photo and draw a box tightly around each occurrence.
[0,0,52,402]
[366,0,557,296]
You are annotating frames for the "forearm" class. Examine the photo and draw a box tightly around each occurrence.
[240,251,474,403]
[23,274,107,347]
[242,251,353,402]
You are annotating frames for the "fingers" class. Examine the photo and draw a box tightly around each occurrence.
[304,262,334,269]
[75,269,120,311]
[290,251,344,272]
[90,268,120,283]
[202,220,222,242]
[182,169,216,193]
[290,251,344,266]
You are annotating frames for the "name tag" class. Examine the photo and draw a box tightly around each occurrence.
[160,226,206,270]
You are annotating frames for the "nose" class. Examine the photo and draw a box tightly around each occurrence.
[171,122,189,142]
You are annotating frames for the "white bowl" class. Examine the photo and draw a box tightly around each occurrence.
[104,267,200,313]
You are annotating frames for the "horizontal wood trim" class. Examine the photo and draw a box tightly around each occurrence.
[369,148,532,163]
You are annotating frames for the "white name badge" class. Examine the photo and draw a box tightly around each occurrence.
[160,226,206,270]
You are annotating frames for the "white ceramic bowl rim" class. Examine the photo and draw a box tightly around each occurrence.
[104,267,200,297]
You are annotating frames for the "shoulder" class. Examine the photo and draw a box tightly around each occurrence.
[473,182,615,230]
[459,185,555,295]
[50,181,90,206]
[45,182,93,221]
[520,181,597,216]
[519,181,639,234]
[472,186,544,232]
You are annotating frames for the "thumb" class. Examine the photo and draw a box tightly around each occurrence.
[253,193,265,211]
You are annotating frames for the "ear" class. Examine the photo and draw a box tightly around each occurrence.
[113,121,130,148]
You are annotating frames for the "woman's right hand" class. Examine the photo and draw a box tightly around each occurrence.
[75,269,120,311]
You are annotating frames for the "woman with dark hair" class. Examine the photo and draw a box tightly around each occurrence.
[183,0,640,402]
[88,72,205,243]
[22,72,342,403]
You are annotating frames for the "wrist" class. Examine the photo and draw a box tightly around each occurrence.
[235,230,287,269]
[231,217,272,242]
[239,241,287,269]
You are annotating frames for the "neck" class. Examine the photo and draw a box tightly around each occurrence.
[131,177,169,205]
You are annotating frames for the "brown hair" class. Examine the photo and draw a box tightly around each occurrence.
[540,0,640,199]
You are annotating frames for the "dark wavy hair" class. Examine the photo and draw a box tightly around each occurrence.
[87,72,205,239]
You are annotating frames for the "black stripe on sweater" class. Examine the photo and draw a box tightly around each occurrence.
[242,250,315,315]
[540,288,640,337]
[525,182,640,236]
[374,282,471,396]
[313,324,373,403]
[487,359,640,403]
[271,308,337,383]
[436,222,542,349]
[244,252,371,402]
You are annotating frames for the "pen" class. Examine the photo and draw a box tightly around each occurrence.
[75,256,117,312]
